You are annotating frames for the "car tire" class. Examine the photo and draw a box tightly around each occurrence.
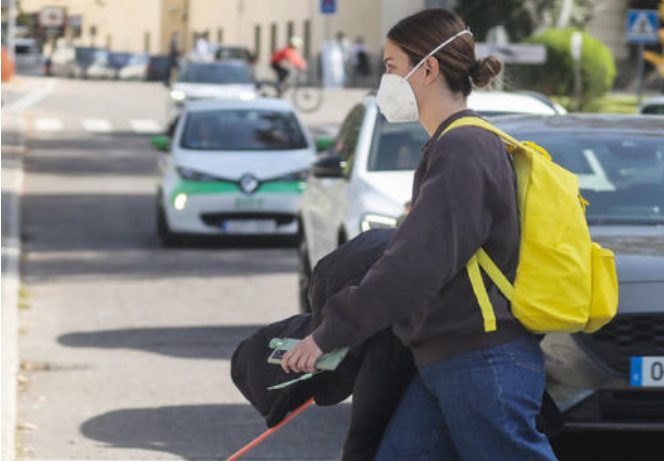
[297,238,312,314]
[157,203,182,247]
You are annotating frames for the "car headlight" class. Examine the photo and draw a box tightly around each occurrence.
[176,166,219,182]
[170,90,186,101]
[360,214,398,232]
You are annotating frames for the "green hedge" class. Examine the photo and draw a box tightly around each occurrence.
[517,28,616,111]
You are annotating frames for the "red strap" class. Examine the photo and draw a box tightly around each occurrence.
[225,398,315,461]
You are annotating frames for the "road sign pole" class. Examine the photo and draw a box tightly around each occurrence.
[637,42,645,104]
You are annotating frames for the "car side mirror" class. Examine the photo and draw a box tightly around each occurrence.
[150,135,171,152]
[315,136,335,153]
[313,153,344,178]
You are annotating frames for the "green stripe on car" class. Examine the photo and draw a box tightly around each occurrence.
[171,180,305,203]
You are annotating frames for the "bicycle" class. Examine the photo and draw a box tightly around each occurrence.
[256,70,324,113]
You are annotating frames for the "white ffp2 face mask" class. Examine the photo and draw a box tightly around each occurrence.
[376,29,472,123]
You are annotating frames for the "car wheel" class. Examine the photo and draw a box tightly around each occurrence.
[157,203,182,247]
[297,238,312,314]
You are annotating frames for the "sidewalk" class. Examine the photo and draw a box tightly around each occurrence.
[2,85,27,461]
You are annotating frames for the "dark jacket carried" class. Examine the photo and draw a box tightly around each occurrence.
[231,229,415,460]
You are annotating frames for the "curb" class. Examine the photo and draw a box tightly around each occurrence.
[2,113,25,461]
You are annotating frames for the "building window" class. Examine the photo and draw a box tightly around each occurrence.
[270,23,277,53]
[144,32,150,53]
[303,19,311,59]
[217,28,223,44]
[286,21,294,42]
[254,24,261,59]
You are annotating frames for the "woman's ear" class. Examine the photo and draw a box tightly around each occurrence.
[423,56,440,84]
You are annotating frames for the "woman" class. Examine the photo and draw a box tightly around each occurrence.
[282,8,557,460]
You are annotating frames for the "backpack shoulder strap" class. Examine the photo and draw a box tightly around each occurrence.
[438,116,523,150]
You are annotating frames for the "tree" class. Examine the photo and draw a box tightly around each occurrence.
[455,0,596,41]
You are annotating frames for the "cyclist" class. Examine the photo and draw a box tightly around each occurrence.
[270,36,308,89]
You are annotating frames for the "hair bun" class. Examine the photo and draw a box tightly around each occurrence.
[470,56,502,88]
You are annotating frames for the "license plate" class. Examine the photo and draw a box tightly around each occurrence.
[223,219,276,235]
[630,357,664,387]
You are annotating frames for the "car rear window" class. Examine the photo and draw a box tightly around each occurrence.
[177,63,252,84]
[511,132,664,224]
[180,109,308,151]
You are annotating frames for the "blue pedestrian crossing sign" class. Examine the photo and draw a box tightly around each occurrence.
[321,0,336,14]
[626,9,660,44]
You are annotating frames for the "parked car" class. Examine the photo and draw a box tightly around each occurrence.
[154,98,315,245]
[299,92,567,308]
[108,52,133,79]
[51,46,108,79]
[166,60,257,122]
[13,38,44,75]
[640,96,664,115]
[119,53,149,80]
[147,55,171,81]
[86,49,115,79]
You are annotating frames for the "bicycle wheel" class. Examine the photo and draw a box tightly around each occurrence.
[292,85,324,113]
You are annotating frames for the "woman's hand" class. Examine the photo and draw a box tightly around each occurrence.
[281,335,323,374]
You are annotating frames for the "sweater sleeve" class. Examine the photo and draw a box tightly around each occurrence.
[312,128,495,352]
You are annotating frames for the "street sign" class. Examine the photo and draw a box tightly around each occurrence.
[320,0,336,14]
[571,32,583,61]
[626,9,659,44]
[39,6,65,28]
[475,43,547,64]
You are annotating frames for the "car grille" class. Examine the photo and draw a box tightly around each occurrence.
[200,212,296,228]
[566,390,664,423]
[575,314,664,375]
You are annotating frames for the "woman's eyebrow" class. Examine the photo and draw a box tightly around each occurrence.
[383,56,394,65]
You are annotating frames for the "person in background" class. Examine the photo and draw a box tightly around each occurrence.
[166,32,180,83]
[351,36,371,78]
[194,31,213,62]
[270,36,307,89]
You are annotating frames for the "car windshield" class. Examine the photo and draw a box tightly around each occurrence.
[368,117,428,171]
[216,48,250,60]
[180,109,308,151]
[75,47,100,64]
[510,131,664,225]
[177,63,252,84]
[642,104,664,115]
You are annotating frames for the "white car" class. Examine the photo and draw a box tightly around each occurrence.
[298,92,565,310]
[156,98,315,245]
[167,60,257,122]
[640,96,664,115]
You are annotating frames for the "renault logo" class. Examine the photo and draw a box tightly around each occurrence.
[239,173,259,194]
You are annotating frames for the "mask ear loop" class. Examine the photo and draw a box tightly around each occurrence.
[403,29,474,81]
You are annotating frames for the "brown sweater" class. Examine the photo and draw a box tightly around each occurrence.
[312,110,529,367]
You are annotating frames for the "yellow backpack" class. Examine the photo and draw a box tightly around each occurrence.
[442,117,618,334]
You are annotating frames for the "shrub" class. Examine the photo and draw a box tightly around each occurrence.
[517,28,616,111]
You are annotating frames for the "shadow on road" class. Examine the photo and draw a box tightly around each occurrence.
[80,402,349,461]
[59,325,264,360]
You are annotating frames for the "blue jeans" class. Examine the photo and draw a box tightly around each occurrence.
[374,336,557,461]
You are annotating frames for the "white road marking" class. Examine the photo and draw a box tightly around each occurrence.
[33,118,64,132]
[3,79,57,114]
[130,119,162,133]
[82,118,112,133]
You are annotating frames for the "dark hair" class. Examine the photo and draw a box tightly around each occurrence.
[387,8,501,96]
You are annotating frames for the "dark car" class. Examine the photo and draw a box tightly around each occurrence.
[147,55,171,82]
[493,114,664,430]
[108,52,133,78]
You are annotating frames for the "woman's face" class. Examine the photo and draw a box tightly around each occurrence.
[382,39,432,101]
